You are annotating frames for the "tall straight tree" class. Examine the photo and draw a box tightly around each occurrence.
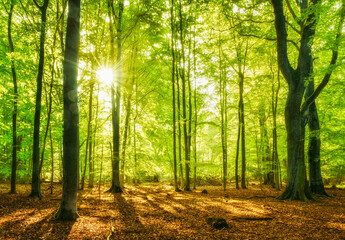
[171,0,179,192]
[56,0,81,220]
[30,0,49,199]
[8,0,18,194]
[178,0,191,191]
[271,0,344,200]
[234,42,248,189]
[107,0,124,193]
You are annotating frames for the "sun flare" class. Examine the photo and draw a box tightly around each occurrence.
[96,67,114,86]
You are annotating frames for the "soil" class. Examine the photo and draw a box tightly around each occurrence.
[0,183,344,239]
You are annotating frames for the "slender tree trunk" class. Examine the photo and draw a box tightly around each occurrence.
[98,144,103,197]
[8,0,17,194]
[272,68,281,190]
[55,0,80,220]
[88,135,93,188]
[50,126,54,194]
[193,28,197,190]
[239,72,246,189]
[40,0,59,178]
[120,52,136,185]
[171,0,179,192]
[219,43,227,191]
[177,61,184,187]
[178,0,190,191]
[235,115,240,189]
[81,82,94,190]
[30,0,49,199]
[108,0,124,193]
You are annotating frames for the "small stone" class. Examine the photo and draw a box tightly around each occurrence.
[206,217,229,229]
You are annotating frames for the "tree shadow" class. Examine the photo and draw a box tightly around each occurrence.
[21,211,75,239]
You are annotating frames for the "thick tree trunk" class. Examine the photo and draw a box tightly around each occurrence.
[278,88,312,201]
[272,0,319,201]
[8,0,17,194]
[306,82,327,195]
[55,0,80,220]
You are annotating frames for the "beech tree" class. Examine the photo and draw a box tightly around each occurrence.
[271,0,344,200]
[56,0,81,220]
[30,0,49,199]
[7,0,18,194]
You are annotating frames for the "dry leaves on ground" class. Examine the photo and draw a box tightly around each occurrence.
[0,183,344,239]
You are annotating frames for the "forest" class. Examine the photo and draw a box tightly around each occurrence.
[0,0,345,239]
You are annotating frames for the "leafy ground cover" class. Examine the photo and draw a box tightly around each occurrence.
[0,183,344,239]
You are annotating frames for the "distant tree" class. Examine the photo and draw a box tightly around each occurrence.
[56,0,81,220]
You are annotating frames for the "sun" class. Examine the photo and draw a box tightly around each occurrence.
[96,67,114,86]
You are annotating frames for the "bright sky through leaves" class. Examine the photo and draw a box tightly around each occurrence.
[96,67,114,86]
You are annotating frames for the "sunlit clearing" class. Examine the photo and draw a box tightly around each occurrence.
[97,67,114,86]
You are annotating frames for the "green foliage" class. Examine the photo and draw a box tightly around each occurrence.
[0,0,344,188]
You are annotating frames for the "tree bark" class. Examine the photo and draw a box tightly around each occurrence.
[235,115,240,189]
[81,81,94,190]
[55,0,80,220]
[108,0,124,193]
[272,0,315,201]
[178,0,190,191]
[306,81,327,195]
[8,0,18,194]
[30,0,49,200]
[171,0,180,192]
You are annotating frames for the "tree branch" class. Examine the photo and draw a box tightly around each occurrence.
[285,0,301,25]
[301,1,345,114]
[272,0,295,83]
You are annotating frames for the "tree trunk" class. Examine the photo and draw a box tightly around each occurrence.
[50,126,54,194]
[8,0,18,194]
[278,88,312,201]
[177,70,184,188]
[239,72,246,189]
[219,43,227,191]
[81,81,94,190]
[171,0,180,192]
[108,0,124,193]
[193,29,197,190]
[30,0,49,199]
[178,0,190,191]
[272,0,316,201]
[88,136,93,188]
[235,116,240,189]
[55,0,80,220]
[306,81,327,195]
[272,69,281,190]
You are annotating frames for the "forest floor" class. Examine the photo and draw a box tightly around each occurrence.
[0,183,344,239]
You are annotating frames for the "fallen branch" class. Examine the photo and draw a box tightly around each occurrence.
[230,195,277,199]
[232,216,273,221]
